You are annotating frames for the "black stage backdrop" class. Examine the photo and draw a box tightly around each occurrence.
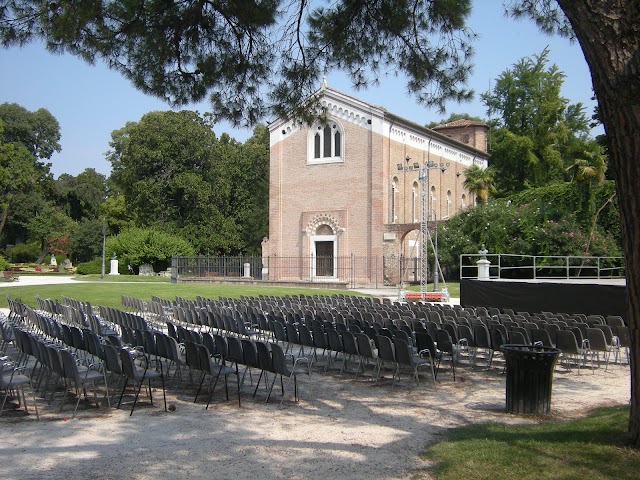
[460,279,627,320]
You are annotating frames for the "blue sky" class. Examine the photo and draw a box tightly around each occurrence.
[0,1,600,178]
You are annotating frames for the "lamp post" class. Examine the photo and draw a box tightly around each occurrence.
[100,218,106,279]
[419,161,439,297]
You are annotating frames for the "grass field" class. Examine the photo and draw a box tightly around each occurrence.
[1,275,461,310]
[421,405,639,480]
[0,276,367,310]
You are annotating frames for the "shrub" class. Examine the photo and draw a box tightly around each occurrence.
[437,195,622,279]
[0,255,9,272]
[75,259,103,275]
[106,227,195,272]
[5,243,41,263]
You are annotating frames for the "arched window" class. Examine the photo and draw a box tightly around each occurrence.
[308,120,344,164]
[412,182,418,222]
[391,177,398,223]
[446,190,452,218]
[430,186,436,220]
[461,194,466,210]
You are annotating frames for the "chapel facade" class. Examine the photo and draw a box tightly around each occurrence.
[264,85,490,287]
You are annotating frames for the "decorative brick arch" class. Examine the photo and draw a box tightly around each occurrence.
[305,214,345,236]
[386,222,420,241]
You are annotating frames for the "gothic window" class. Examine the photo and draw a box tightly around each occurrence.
[446,190,452,218]
[308,120,344,164]
[412,182,418,222]
[392,177,398,223]
[430,186,436,220]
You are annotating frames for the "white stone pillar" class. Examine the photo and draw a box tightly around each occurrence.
[243,262,251,278]
[477,259,491,280]
[109,258,120,275]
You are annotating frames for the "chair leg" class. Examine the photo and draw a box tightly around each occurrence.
[130,380,144,416]
[252,371,264,398]
[235,371,241,407]
[194,373,206,403]
[266,373,279,403]
[117,377,129,409]
[159,366,167,412]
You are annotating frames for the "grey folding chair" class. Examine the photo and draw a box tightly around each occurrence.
[393,337,435,386]
[59,348,107,418]
[117,348,167,416]
[267,343,309,405]
[0,359,39,419]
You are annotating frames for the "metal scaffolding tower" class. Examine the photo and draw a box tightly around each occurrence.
[419,160,449,297]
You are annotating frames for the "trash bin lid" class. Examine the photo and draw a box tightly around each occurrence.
[500,344,561,356]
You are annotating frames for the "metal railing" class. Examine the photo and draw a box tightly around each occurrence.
[171,255,387,288]
[460,253,625,280]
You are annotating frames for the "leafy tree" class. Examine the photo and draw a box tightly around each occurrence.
[237,124,270,255]
[481,49,590,192]
[565,139,608,224]
[463,164,495,204]
[100,193,135,236]
[106,227,195,273]
[3,0,640,445]
[0,103,60,160]
[26,205,74,262]
[426,113,485,129]
[0,1,475,125]
[0,138,37,238]
[107,110,252,254]
[437,186,622,280]
[0,105,58,243]
[0,254,9,271]
[55,168,107,221]
[68,218,104,264]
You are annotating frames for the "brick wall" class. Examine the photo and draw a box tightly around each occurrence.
[268,89,489,286]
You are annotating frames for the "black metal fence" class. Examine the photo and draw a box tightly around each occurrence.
[171,255,402,288]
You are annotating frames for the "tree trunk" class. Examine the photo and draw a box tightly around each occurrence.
[557,0,640,445]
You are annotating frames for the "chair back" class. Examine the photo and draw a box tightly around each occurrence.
[355,333,374,358]
[270,343,291,377]
[393,337,413,366]
[415,331,437,358]
[376,335,395,363]
[120,348,144,381]
[59,348,81,384]
[241,339,260,369]
[555,330,580,354]
[184,340,201,371]
[435,329,454,354]
[255,341,273,373]
[341,331,359,356]
[298,325,315,348]
[586,328,608,351]
[326,329,343,353]
[103,344,123,375]
[227,336,245,365]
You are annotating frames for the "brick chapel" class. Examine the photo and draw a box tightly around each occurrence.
[263,83,490,286]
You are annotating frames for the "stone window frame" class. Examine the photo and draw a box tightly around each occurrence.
[307,119,344,165]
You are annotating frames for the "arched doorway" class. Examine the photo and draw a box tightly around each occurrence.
[401,229,421,284]
[311,224,336,278]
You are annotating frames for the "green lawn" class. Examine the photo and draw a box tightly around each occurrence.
[420,405,639,480]
[0,276,366,310]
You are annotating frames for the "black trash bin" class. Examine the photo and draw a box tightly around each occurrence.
[500,344,561,415]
